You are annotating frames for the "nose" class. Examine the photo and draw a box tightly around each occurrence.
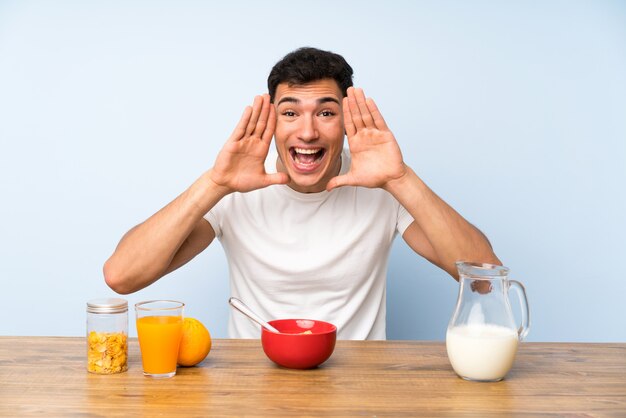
[297,114,319,142]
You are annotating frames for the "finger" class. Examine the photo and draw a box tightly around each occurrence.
[229,106,253,141]
[354,88,375,128]
[347,87,364,130]
[253,94,271,138]
[326,174,354,191]
[261,102,276,142]
[365,97,389,131]
[262,172,290,187]
[342,97,356,137]
[245,95,263,137]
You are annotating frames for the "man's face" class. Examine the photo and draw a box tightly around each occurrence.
[273,79,344,193]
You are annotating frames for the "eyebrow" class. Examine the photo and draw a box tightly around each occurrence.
[276,96,341,106]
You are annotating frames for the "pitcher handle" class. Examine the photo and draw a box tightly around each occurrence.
[509,280,530,341]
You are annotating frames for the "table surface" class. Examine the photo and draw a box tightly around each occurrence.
[1,337,625,417]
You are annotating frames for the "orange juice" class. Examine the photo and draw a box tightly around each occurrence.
[136,316,183,375]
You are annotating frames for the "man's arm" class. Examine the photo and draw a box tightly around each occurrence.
[103,94,288,294]
[327,87,500,278]
[103,174,223,294]
[386,169,501,278]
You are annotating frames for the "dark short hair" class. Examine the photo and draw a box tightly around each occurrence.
[267,47,354,102]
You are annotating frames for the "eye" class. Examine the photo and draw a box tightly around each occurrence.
[282,110,296,117]
[319,110,335,117]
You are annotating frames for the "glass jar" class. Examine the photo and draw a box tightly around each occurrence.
[86,298,128,374]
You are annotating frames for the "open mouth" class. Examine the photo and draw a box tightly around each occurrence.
[289,147,326,170]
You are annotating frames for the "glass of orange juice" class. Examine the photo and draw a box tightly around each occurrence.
[135,300,184,378]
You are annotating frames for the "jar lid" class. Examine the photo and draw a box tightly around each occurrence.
[87,298,128,314]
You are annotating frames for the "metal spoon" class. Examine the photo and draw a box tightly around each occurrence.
[228,297,280,334]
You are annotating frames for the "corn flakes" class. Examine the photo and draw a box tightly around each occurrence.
[87,331,128,374]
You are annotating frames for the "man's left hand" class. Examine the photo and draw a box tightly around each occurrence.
[326,87,407,191]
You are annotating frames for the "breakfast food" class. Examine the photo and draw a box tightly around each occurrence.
[446,324,518,381]
[177,317,212,367]
[87,331,128,374]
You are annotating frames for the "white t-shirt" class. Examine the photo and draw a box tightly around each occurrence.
[204,149,414,340]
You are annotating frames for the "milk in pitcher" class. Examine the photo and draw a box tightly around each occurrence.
[446,323,519,381]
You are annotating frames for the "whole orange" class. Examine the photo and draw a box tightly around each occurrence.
[177,317,212,367]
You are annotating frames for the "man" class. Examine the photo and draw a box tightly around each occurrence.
[104,47,500,339]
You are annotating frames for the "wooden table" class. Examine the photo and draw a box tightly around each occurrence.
[1,337,625,417]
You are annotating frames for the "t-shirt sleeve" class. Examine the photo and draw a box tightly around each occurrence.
[396,203,414,235]
[203,196,228,239]
[205,154,274,239]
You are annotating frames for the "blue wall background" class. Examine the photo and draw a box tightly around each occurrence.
[1,0,625,342]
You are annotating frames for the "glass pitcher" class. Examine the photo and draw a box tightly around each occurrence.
[446,261,530,382]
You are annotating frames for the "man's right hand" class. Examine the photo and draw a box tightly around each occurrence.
[209,94,289,194]
[104,94,288,294]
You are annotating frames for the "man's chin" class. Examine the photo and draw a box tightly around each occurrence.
[287,174,327,193]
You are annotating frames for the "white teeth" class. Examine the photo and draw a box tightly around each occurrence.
[294,147,321,155]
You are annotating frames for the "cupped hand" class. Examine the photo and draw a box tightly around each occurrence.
[210,94,289,194]
[326,87,407,191]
